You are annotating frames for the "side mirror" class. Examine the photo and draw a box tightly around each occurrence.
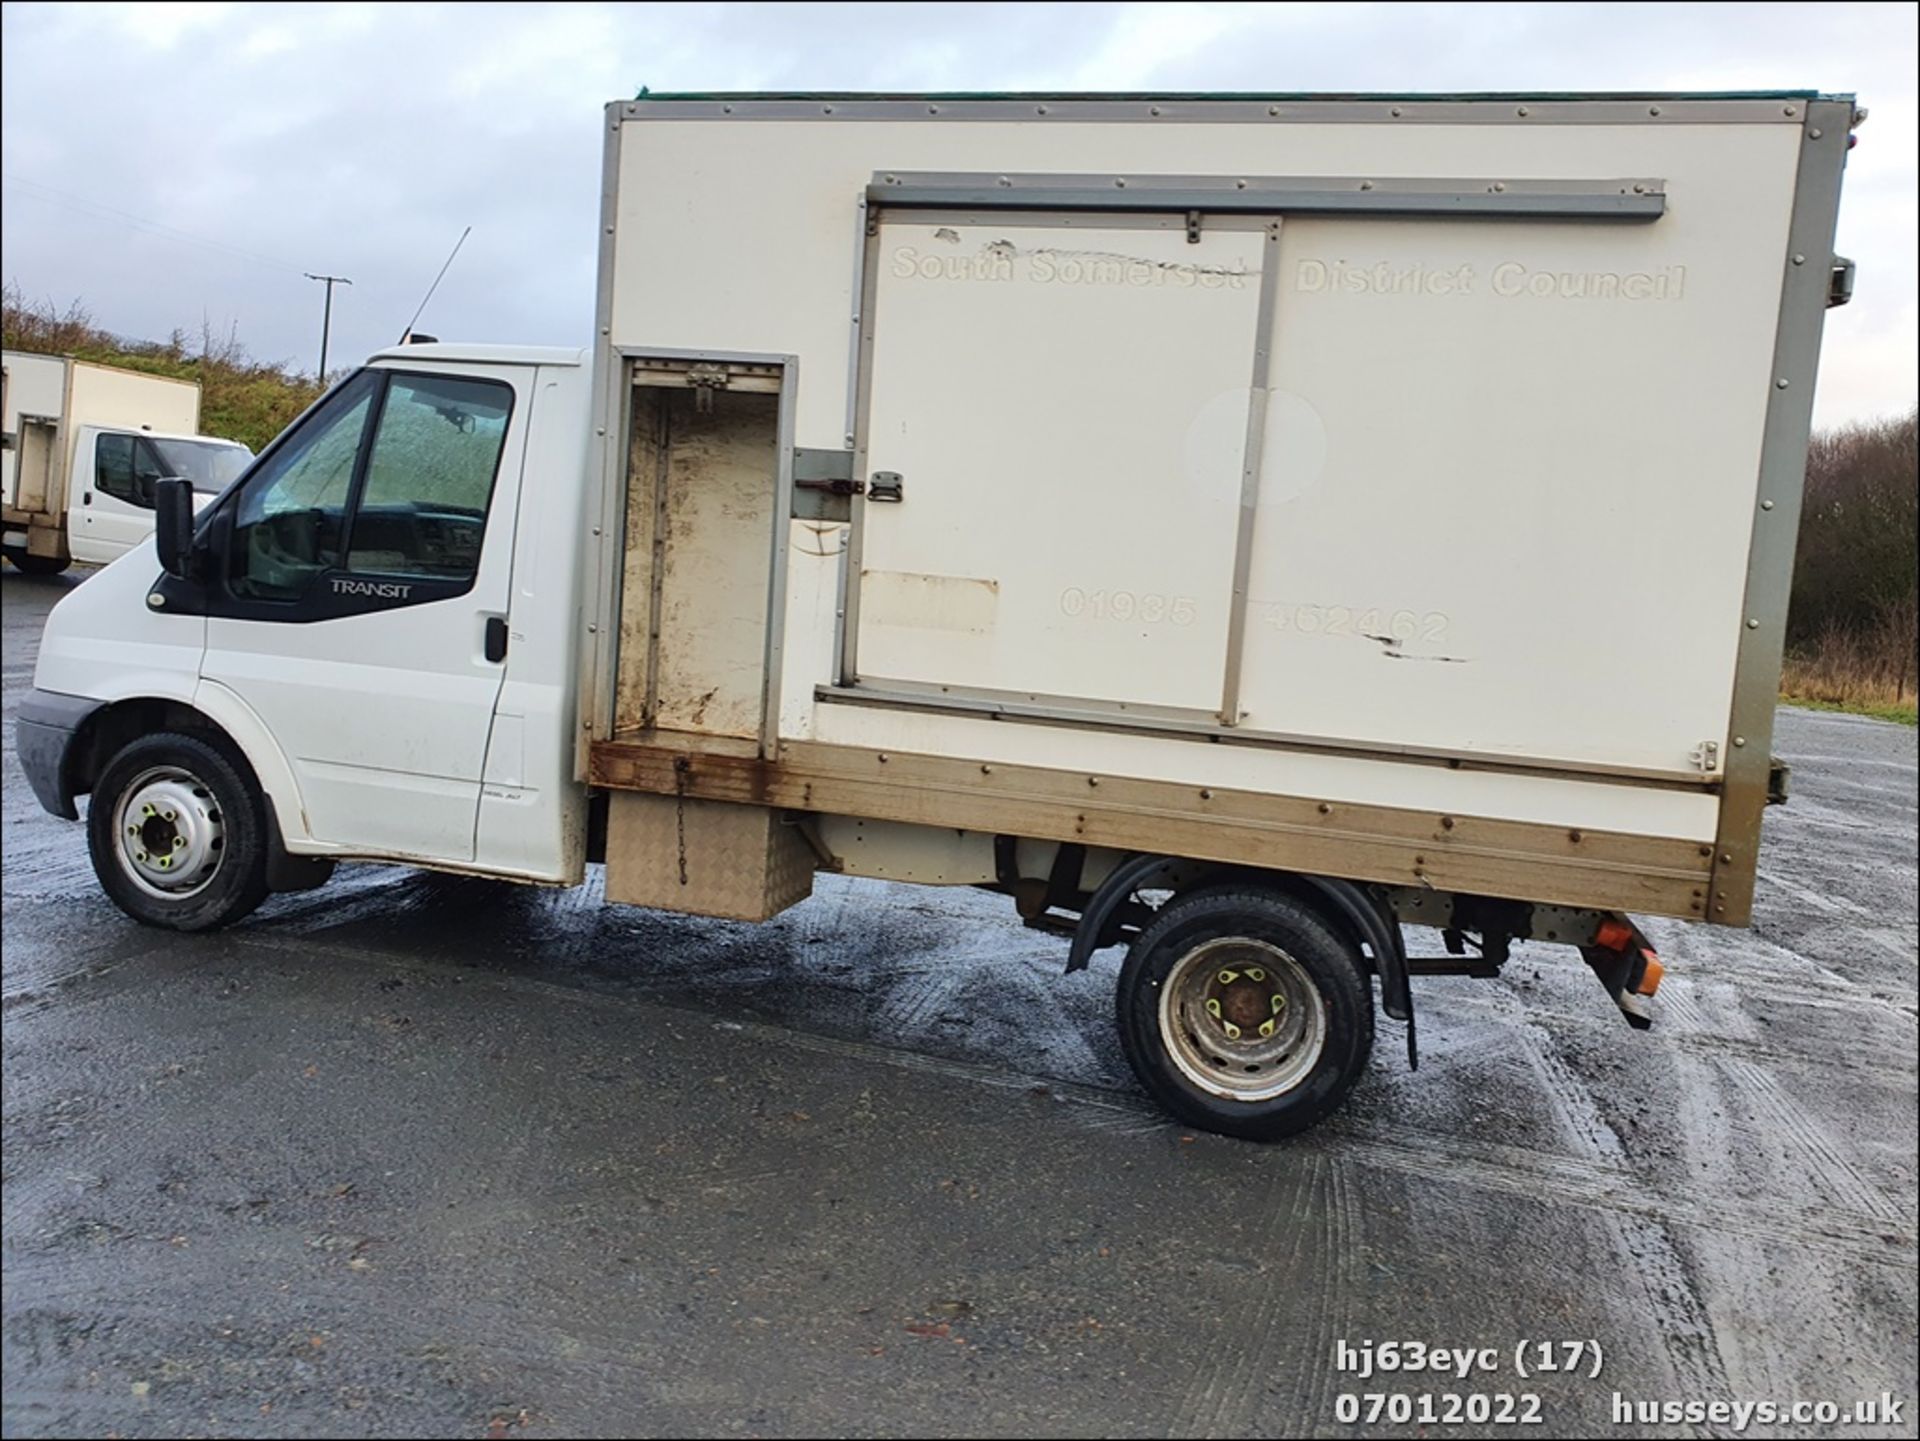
[153,477,195,579]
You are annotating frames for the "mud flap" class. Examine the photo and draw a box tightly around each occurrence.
[264,808,336,893]
[1297,876,1416,1070]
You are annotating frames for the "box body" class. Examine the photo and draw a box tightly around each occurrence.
[581,93,1853,926]
[3,352,202,557]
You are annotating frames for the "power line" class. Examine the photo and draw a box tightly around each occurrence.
[0,172,308,274]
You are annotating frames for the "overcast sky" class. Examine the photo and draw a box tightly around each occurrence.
[3,1,1914,427]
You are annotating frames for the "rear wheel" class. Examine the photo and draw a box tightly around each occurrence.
[86,731,270,931]
[1116,886,1373,1140]
[4,548,70,576]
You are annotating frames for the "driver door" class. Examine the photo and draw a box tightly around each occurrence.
[74,429,168,564]
[198,363,529,863]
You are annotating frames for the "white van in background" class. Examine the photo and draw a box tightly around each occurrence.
[2,350,252,573]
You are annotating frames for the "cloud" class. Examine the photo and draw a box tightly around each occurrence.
[2,1,1913,426]
[95,1,237,51]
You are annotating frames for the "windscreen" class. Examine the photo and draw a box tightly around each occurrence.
[149,436,254,495]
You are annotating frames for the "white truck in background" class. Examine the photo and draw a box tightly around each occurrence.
[17,91,1859,1140]
[2,350,253,573]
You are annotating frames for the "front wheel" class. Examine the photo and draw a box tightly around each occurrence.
[1116,886,1374,1140]
[87,731,270,931]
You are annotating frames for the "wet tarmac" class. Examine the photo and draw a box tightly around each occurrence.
[3,567,1916,1438]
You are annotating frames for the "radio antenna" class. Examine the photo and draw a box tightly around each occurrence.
[399,225,471,343]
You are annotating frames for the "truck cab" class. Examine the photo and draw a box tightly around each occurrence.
[21,344,592,913]
[66,424,251,566]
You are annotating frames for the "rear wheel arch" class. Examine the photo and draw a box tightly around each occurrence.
[1068,854,1399,982]
[1067,855,1414,1066]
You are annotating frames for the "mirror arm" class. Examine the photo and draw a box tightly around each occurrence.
[193,504,233,586]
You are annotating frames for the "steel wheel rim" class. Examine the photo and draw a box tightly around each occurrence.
[112,765,226,901]
[1158,936,1327,1102]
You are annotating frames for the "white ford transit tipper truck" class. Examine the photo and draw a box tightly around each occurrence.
[2,350,254,573]
[17,91,1858,1138]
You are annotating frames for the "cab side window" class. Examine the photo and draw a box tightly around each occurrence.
[98,434,194,509]
[95,433,142,506]
[347,375,512,581]
[228,372,378,601]
[131,438,169,504]
[220,368,514,611]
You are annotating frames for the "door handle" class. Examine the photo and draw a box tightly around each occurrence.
[484,615,509,663]
[82,492,92,505]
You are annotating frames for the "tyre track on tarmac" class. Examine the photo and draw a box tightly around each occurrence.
[1500,1002,1734,1406]
[1165,1153,1336,1440]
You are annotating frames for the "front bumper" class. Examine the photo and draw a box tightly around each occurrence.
[15,689,103,820]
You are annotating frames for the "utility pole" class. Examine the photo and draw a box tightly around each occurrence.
[304,272,353,381]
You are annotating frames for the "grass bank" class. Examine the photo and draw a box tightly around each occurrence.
[4,281,320,452]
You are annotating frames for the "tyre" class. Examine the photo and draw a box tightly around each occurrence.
[4,548,70,576]
[86,731,270,931]
[1116,886,1373,1140]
